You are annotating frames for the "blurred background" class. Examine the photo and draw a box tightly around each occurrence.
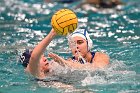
[0,0,140,93]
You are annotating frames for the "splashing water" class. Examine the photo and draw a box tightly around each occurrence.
[0,0,140,92]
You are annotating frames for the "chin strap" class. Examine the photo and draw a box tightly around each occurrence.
[78,50,91,64]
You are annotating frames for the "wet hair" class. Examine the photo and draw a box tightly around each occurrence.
[19,49,32,68]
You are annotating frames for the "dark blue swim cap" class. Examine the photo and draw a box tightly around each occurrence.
[19,49,32,68]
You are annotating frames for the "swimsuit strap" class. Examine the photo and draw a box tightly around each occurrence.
[90,52,95,63]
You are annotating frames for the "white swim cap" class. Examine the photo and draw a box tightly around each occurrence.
[71,29,93,50]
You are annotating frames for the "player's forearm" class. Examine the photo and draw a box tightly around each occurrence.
[29,29,56,78]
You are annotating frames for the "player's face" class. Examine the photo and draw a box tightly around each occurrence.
[40,55,50,72]
[71,36,88,59]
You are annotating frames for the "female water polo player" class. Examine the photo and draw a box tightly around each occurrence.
[19,28,110,79]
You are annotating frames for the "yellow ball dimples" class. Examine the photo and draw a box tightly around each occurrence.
[51,9,78,36]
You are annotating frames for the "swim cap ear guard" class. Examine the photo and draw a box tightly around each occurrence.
[19,49,32,68]
[71,28,93,51]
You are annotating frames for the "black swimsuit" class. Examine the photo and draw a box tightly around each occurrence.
[71,52,96,64]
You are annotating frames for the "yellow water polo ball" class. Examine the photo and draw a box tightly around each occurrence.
[51,9,78,36]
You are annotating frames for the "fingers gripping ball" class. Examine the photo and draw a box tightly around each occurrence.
[51,9,78,36]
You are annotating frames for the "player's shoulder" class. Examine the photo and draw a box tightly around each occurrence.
[95,52,110,61]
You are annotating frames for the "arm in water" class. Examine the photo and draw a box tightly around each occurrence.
[48,52,94,70]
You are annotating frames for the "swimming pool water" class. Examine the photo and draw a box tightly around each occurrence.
[0,0,140,93]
